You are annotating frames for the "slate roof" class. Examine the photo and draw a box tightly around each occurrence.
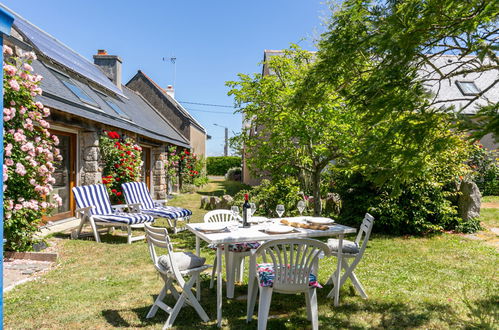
[2,4,190,148]
[127,71,207,133]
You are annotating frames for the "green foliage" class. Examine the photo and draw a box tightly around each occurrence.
[232,178,302,217]
[206,156,241,175]
[227,45,361,215]
[100,132,142,204]
[455,217,483,234]
[165,146,207,187]
[467,144,499,196]
[193,176,209,187]
[3,48,61,251]
[225,167,242,181]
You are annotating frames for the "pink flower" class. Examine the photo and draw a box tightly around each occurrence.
[3,45,13,55]
[3,64,16,76]
[8,79,20,91]
[14,204,22,211]
[54,194,62,206]
[5,143,13,157]
[3,165,8,182]
[34,102,43,109]
[23,63,33,71]
[19,106,27,115]
[5,159,13,166]
[15,163,27,176]
[29,179,36,185]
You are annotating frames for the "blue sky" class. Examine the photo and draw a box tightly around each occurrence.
[1,0,328,156]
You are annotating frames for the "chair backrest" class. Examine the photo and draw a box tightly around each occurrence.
[203,209,237,223]
[354,213,375,256]
[144,224,183,281]
[255,238,330,292]
[72,184,113,215]
[122,181,155,209]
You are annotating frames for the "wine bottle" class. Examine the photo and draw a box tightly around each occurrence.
[242,193,250,228]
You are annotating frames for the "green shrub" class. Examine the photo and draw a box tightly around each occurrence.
[468,144,499,196]
[231,178,303,217]
[455,217,482,233]
[225,167,242,181]
[193,176,209,187]
[207,156,241,175]
[180,184,198,193]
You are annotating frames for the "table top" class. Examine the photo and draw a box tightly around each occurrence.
[186,217,356,244]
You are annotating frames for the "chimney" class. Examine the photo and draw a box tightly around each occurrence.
[93,49,122,90]
[165,85,175,99]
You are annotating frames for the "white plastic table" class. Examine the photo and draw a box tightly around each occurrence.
[186,218,356,327]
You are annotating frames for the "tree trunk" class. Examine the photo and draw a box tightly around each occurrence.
[311,169,322,216]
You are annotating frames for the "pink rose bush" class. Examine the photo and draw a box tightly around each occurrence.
[3,45,62,251]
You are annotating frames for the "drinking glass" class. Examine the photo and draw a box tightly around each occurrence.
[250,203,257,216]
[276,204,285,218]
[297,200,306,216]
[231,206,240,221]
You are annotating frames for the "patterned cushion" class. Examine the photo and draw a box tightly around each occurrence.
[122,182,156,209]
[141,206,192,219]
[256,263,322,288]
[158,252,206,272]
[208,242,260,252]
[72,184,114,215]
[93,212,154,225]
[327,239,360,254]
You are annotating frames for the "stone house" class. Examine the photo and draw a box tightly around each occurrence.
[3,5,202,223]
[242,50,499,186]
[126,71,207,157]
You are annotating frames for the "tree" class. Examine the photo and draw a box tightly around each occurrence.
[227,46,361,215]
[296,0,496,192]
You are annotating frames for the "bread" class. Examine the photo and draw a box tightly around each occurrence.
[279,219,329,231]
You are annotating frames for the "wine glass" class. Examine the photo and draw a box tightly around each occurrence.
[276,204,285,218]
[250,203,257,216]
[297,200,306,216]
[231,206,240,222]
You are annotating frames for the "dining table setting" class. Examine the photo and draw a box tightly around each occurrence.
[185,203,357,327]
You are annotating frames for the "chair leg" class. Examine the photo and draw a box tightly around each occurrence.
[147,284,167,318]
[196,273,201,301]
[88,218,101,243]
[236,255,245,282]
[349,271,368,299]
[307,288,319,330]
[74,216,87,238]
[183,276,210,322]
[210,255,217,289]
[127,225,132,244]
[246,278,258,322]
[257,287,273,330]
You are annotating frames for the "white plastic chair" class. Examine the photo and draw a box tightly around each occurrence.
[144,224,211,329]
[204,209,259,298]
[246,238,330,330]
[326,213,374,299]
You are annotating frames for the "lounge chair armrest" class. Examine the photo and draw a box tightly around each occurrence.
[126,203,142,212]
[153,199,168,206]
[111,204,129,212]
[75,206,93,216]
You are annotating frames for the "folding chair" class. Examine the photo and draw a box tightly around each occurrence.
[246,238,330,330]
[72,184,155,244]
[144,224,211,329]
[122,182,191,233]
[326,213,374,299]
[204,209,260,298]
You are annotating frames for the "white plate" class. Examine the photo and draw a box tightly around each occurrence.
[197,223,228,232]
[265,225,294,234]
[305,217,335,225]
[248,216,268,223]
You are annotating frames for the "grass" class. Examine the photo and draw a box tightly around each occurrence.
[4,179,499,329]
[482,196,499,203]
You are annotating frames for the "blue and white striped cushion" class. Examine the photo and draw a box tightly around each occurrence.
[141,206,192,219]
[72,184,113,215]
[122,182,155,209]
[93,212,154,225]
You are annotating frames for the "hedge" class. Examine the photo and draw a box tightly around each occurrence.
[207,156,242,175]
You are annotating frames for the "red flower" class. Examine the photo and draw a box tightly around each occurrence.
[111,189,117,193]
[107,131,120,139]
[114,164,120,169]
[120,153,125,157]
[116,192,122,196]
[126,150,132,155]
[185,151,190,155]
[116,177,120,181]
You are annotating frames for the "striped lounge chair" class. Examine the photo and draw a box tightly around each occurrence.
[72,184,155,244]
[122,182,192,233]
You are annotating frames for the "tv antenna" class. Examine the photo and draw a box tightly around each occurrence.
[163,56,177,88]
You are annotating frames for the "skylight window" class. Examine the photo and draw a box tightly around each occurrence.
[456,81,481,96]
[51,70,99,106]
[104,97,130,120]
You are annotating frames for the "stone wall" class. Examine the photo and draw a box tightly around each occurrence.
[152,147,167,199]
[79,131,102,185]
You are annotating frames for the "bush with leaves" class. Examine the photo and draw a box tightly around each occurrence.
[100,131,142,204]
[225,167,242,181]
[207,156,241,175]
[467,144,499,196]
[3,46,62,251]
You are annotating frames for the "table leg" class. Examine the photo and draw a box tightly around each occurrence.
[195,236,200,256]
[217,245,223,327]
[334,234,343,306]
[195,236,201,301]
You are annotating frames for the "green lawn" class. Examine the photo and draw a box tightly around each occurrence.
[4,179,498,329]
